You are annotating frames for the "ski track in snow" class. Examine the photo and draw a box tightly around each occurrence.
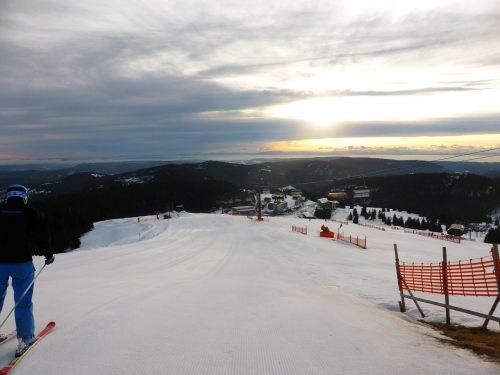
[0,214,498,374]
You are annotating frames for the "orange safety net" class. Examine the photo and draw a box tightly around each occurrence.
[399,253,499,297]
[337,233,367,249]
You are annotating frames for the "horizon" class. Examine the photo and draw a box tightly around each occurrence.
[1,153,500,170]
[1,1,499,161]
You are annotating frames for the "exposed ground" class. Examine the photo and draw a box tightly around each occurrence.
[424,322,500,363]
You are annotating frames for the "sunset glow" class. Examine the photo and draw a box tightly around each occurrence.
[263,134,500,155]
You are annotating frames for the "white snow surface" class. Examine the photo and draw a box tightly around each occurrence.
[2,214,499,374]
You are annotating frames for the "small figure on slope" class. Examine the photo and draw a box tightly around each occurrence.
[0,185,54,356]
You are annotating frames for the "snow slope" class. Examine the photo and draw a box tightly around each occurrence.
[1,214,498,374]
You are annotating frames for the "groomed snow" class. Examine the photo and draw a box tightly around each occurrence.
[1,213,498,374]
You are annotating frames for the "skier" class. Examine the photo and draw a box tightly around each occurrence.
[0,185,54,356]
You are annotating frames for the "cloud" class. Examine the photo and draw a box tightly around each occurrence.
[0,1,499,160]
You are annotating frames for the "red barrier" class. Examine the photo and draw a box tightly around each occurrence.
[358,223,386,231]
[337,233,367,249]
[394,244,500,327]
[320,231,334,238]
[399,255,499,297]
[331,219,348,225]
[247,216,269,222]
[404,229,461,244]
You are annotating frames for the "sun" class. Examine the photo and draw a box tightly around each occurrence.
[268,98,342,128]
[266,89,500,128]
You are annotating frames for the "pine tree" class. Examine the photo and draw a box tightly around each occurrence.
[398,216,405,227]
[361,206,368,218]
[416,219,422,230]
[404,217,411,228]
[421,219,427,230]
[348,212,353,221]
[485,227,500,244]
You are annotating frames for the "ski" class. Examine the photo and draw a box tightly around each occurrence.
[0,322,55,375]
[0,331,16,346]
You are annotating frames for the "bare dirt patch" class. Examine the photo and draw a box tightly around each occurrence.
[422,321,500,363]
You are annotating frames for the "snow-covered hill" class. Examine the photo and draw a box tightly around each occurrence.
[1,214,498,374]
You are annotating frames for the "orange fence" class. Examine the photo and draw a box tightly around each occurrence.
[292,225,307,235]
[404,229,461,244]
[247,216,268,222]
[394,244,500,328]
[358,223,386,231]
[331,219,348,225]
[399,254,499,297]
[337,233,367,249]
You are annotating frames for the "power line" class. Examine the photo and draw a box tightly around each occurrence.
[461,153,500,162]
[248,147,500,189]
[296,150,500,187]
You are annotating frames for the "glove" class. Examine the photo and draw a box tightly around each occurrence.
[45,255,55,265]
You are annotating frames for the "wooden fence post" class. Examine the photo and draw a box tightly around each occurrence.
[394,244,406,312]
[483,244,500,329]
[442,247,450,325]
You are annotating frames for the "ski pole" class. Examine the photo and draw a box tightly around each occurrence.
[0,263,47,332]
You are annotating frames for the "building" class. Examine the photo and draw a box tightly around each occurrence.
[264,201,288,216]
[317,198,335,210]
[328,189,347,201]
[353,186,370,199]
[314,199,332,219]
[230,206,256,216]
[447,224,465,236]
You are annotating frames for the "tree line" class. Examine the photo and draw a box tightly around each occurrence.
[32,179,240,253]
[347,207,443,232]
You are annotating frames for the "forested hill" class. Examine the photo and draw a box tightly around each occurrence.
[22,157,444,200]
[2,158,498,253]
[365,173,499,225]
[2,157,446,195]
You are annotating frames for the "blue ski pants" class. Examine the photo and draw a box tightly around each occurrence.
[0,262,35,340]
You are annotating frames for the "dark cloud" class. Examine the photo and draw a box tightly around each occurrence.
[0,1,499,160]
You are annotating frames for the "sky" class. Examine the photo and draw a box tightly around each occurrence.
[0,0,499,163]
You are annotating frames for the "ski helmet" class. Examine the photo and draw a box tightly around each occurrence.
[5,184,29,204]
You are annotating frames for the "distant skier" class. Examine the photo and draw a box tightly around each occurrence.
[0,185,54,356]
